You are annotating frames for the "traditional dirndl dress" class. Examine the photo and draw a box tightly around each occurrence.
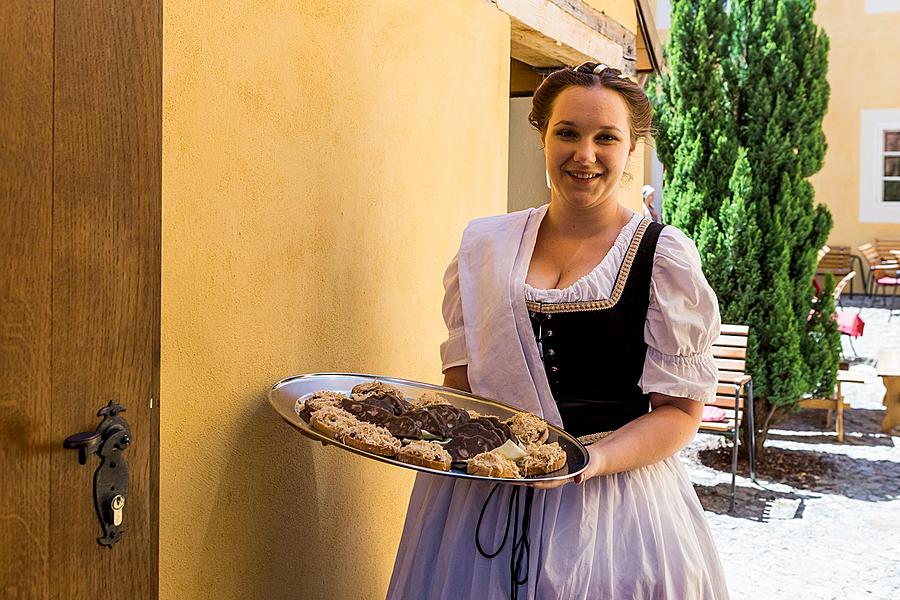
[387,206,730,600]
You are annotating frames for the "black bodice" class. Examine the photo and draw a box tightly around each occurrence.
[527,220,665,437]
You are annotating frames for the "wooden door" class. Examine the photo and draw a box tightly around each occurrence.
[1,2,160,598]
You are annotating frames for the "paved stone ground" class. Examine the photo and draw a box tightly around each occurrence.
[681,297,900,600]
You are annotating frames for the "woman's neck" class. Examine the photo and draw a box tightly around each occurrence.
[545,197,629,239]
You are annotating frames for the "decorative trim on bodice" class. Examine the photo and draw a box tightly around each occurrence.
[525,218,651,314]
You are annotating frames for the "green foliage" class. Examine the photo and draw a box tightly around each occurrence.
[805,275,841,398]
[654,0,839,418]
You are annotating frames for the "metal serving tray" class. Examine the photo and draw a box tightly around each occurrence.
[269,372,590,485]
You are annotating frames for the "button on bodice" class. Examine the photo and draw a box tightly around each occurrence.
[525,221,665,437]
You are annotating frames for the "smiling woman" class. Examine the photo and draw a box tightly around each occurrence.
[388,63,730,600]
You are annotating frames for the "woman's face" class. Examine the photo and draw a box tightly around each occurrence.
[542,85,635,211]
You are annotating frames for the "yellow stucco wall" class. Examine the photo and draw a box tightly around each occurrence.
[160,1,510,598]
[584,0,637,33]
[812,2,900,250]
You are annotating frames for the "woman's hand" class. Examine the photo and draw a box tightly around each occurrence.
[573,443,607,483]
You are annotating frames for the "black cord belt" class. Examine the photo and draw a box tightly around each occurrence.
[475,483,536,600]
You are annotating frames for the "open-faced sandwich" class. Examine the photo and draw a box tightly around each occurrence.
[397,440,453,471]
[299,381,567,479]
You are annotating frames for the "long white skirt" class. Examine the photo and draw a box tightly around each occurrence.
[387,456,729,600]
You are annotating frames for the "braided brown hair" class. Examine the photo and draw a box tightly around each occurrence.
[528,63,654,148]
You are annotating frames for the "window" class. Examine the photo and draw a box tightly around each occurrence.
[860,110,900,223]
[885,131,900,202]
[865,0,900,14]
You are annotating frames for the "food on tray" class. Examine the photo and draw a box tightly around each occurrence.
[467,451,520,478]
[492,439,528,462]
[305,390,348,412]
[295,390,347,419]
[506,411,550,446]
[397,440,453,471]
[443,417,512,461]
[352,381,408,405]
[310,405,360,439]
[341,421,402,457]
[411,391,452,408]
[520,442,567,476]
[298,380,568,479]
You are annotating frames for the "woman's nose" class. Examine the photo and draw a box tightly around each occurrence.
[572,140,597,164]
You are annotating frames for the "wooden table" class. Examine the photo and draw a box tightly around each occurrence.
[877,351,900,433]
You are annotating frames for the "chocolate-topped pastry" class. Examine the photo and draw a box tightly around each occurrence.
[487,416,514,440]
[380,415,423,440]
[351,381,406,403]
[353,392,411,416]
[417,406,457,438]
[470,416,512,442]
[450,421,504,447]
[340,397,394,425]
[444,434,497,462]
[403,408,442,437]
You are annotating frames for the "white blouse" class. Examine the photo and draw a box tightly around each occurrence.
[440,212,721,403]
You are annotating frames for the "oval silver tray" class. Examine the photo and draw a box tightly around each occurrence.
[269,372,590,485]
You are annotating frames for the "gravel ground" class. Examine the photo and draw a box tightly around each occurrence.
[681,298,900,600]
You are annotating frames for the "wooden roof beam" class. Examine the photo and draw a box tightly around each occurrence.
[496,0,635,74]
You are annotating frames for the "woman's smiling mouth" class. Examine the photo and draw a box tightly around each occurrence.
[566,170,602,180]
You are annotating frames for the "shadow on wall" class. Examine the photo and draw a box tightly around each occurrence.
[195,400,324,598]
[195,395,412,600]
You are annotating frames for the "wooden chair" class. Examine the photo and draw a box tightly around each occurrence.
[699,324,756,512]
[859,243,898,295]
[875,237,900,262]
[859,243,900,317]
[816,246,862,298]
[798,371,865,442]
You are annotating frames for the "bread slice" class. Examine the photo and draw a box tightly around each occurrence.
[506,412,549,446]
[467,451,520,479]
[397,440,452,471]
[351,381,406,403]
[310,406,359,440]
[520,442,566,476]
[341,422,401,457]
[304,390,349,413]
[411,391,451,408]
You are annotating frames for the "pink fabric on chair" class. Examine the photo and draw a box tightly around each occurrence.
[876,276,898,286]
[702,405,728,422]
[835,310,865,338]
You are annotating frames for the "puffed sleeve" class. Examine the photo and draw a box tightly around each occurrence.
[640,227,721,402]
[439,253,468,372]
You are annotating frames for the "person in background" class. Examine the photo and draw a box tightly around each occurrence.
[642,184,660,222]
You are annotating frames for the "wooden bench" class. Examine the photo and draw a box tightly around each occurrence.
[797,371,866,441]
[699,323,756,512]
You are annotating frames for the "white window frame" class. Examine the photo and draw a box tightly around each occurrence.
[865,0,900,14]
[859,109,900,223]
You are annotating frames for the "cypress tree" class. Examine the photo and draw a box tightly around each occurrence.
[653,0,735,233]
[655,0,838,450]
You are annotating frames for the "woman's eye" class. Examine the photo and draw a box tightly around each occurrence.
[556,130,576,138]
[597,134,617,142]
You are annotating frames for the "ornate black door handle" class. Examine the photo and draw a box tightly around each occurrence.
[64,400,131,547]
